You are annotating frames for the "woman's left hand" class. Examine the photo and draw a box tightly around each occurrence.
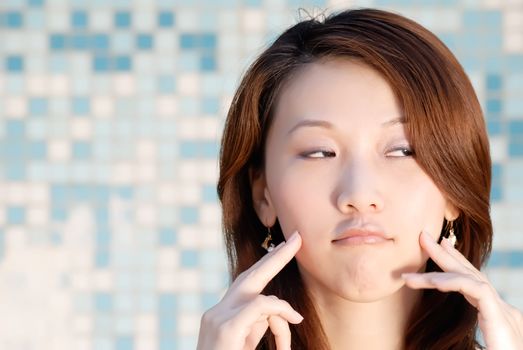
[402,230,523,350]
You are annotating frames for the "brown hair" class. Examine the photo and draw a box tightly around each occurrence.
[217,8,492,350]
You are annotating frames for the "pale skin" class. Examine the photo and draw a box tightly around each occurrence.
[197,59,523,349]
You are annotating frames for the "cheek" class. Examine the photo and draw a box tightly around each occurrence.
[396,175,447,239]
[268,170,329,237]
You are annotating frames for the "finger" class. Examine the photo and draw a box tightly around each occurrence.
[228,295,303,337]
[244,319,269,349]
[402,271,499,314]
[230,231,302,297]
[440,237,485,276]
[419,231,469,274]
[268,315,291,350]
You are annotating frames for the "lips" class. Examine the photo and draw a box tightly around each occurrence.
[331,222,393,246]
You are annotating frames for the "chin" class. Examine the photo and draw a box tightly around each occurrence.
[334,273,405,303]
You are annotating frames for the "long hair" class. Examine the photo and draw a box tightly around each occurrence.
[217,8,492,349]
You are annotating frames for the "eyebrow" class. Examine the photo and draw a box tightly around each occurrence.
[287,116,406,135]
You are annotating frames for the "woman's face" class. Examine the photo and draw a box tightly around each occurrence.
[252,58,458,302]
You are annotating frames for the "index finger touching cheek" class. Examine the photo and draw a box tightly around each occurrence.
[232,231,302,297]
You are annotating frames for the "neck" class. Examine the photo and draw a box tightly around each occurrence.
[310,285,422,350]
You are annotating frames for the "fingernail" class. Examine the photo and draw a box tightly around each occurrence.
[287,231,300,243]
[421,230,435,243]
[294,312,304,323]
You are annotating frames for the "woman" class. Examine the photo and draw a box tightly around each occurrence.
[197,8,523,350]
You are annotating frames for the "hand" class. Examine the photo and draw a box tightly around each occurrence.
[196,231,303,350]
[402,230,523,350]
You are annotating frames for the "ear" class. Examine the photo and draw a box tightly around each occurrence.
[444,201,460,222]
[250,168,277,227]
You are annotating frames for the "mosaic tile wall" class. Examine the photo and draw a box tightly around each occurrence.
[0,0,522,349]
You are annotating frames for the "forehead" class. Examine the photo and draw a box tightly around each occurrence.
[271,58,402,130]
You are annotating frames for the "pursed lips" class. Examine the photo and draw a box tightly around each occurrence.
[332,224,393,245]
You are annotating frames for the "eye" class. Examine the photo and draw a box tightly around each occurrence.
[300,150,336,159]
[386,146,415,157]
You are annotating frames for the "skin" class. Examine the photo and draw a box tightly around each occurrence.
[197,58,523,349]
[253,59,458,347]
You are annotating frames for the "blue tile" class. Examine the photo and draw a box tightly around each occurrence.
[158,293,177,313]
[114,56,132,71]
[7,206,25,224]
[158,228,176,245]
[178,52,200,71]
[6,120,25,138]
[463,10,502,30]
[72,97,90,115]
[136,34,153,49]
[200,33,217,49]
[115,11,131,28]
[51,185,68,202]
[5,163,26,180]
[487,120,503,135]
[95,293,113,312]
[6,12,23,28]
[509,121,523,135]
[490,186,502,202]
[93,186,110,203]
[72,184,91,201]
[508,142,523,157]
[51,206,68,221]
[4,141,25,158]
[28,141,46,159]
[181,250,198,267]
[159,336,177,350]
[29,97,48,115]
[158,11,175,27]
[159,314,177,334]
[49,34,67,50]
[508,251,523,267]
[180,33,197,49]
[73,141,92,159]
[201,292,220,309]
[93,55,111,72]
[28,0,45,5]
[486,98,502,114]
[71,34,91,50]
[71,10,88,28]
[92,34,110,50]
[116,336,134,350]
[158,75,176,93]
[492,163,502,179]
[96,208,109,223]
[200,53,216,71]
[6,55,24,72]
[95,250,110,267]
[180,206,198,225]
[24,10,43,28]
[202,184,217,202]
[116,186,134,199]
[96,227,111,246]
[486,74,502,91]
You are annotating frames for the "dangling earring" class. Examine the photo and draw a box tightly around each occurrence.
[447,220,457,247]
[261,226,275,252]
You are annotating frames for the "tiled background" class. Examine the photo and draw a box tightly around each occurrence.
[0,0,521,349]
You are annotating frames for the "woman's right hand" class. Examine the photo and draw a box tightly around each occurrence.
[196,231,303,350]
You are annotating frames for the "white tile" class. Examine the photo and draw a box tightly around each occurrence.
[489,136,507,162]
[113,74,136,96]
[48,139,71,162]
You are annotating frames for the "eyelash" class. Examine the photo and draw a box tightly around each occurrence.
[300,147,415,159]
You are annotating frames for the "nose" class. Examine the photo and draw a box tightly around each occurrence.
[335,159,384,214]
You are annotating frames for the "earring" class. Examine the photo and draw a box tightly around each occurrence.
[447,220,457,247]
[261,226,275,252]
